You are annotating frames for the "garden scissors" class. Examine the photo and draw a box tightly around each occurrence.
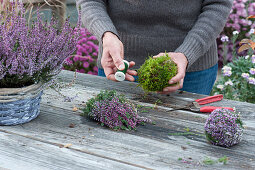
[168,94,234,113]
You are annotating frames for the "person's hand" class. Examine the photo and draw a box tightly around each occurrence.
[153,52,188,94]
[102,32,137,81]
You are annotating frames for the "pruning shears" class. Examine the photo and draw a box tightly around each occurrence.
[168,94,234,113]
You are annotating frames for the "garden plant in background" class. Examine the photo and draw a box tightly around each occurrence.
[218,0,255,65]
[0,1,80,125]
[64,28,99,75]
[82,90,151,130]
[212,16,255,103]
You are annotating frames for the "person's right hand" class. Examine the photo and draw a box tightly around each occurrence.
[102,32,137,82]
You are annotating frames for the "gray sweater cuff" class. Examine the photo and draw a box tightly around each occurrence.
[175,37,203,69]
[89,19,119,41]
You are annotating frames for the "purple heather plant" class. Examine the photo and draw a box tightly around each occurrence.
[64,28,98,75]
[0,1,80,88]
[204,108,244,148]
[83,90,151,130]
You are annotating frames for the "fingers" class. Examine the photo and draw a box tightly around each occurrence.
[111,50,125,70]
[125,73,135,82]
[153,53,165,59]
[159,78,184,94]
[127,69,137,76]
[104,67,117,81]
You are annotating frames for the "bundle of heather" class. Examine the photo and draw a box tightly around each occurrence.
[0,1,80,88]
[83,90,151,130]
[204,108,244,147]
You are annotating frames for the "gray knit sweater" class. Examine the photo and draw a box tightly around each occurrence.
[76,0,233,72]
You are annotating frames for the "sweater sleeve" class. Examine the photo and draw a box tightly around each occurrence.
[75,0,119,40]
[174,0,233,69]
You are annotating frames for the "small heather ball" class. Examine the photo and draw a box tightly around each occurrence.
[204,108,244,147]
[137,54,178,92]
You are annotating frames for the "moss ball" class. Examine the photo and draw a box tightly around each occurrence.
[204,108,244,148]
[137,54,178,92]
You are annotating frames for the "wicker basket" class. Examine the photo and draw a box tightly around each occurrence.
[0,83,44,125]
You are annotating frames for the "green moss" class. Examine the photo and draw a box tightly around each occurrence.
[137,53,178,92]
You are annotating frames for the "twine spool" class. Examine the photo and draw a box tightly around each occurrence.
[114,60,129,81]
[0,82,44,125]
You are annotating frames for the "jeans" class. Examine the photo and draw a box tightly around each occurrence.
[98,64,218,95]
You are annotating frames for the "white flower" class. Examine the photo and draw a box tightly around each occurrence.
[221,36,229,42]
[249,29,255,35]
[233,31,239,35]
[224,80,233,86]
[245,55,250,59]
[217,85,224,90]
[222,66,232,71]
[241,73,250,79]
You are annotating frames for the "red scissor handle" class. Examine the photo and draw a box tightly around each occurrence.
[200,106,234,113]
[195,94,223,105]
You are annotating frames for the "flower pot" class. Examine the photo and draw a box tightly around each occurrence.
[0,83,43,125]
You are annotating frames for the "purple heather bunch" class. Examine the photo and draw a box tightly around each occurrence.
[205,108,244,148]
[83,90,151,130]
[0,1,80,88]
[64,28,98,75]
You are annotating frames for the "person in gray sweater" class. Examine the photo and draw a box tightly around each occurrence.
[76,0,233,95]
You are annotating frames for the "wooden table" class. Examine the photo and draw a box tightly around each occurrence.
[0,70,255,170]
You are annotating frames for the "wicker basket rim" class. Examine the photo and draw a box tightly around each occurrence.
[0,82,43,96]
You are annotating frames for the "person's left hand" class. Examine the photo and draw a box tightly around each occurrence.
[153,52,188,94]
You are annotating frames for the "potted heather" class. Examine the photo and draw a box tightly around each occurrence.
[0,1,79,125]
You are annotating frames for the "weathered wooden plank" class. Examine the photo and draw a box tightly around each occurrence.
[1,70,255,169]
[0,131,145,170]
[56,70,255,119]
[0,103,254,169]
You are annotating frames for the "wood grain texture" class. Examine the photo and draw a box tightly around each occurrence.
[1,70,255,169]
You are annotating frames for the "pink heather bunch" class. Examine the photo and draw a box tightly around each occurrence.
[83,90,151,130]
[205,108,244,148]
[0,2,80,88]
[64,28,99,75]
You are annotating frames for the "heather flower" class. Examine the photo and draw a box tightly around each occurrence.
[225,80,233,86]
[0,1,80,88]
[250,68,255,75]
[83,90,151,130]
[204,108,244,147]
[221,36,229,42]
[241,73,250,79]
